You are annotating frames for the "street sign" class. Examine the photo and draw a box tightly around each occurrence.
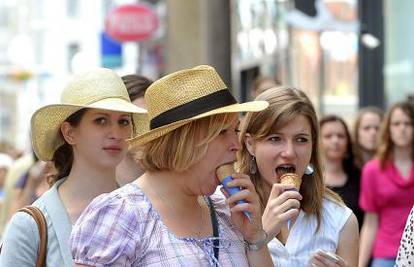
[105,4,159,42]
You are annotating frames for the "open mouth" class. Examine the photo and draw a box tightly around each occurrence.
[275,164,296,176]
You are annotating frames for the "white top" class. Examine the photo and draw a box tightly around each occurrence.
[268,198,352,267]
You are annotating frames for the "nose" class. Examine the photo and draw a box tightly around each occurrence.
[108,124,125,140]
[280,140,295,159]
[229,132,241,152]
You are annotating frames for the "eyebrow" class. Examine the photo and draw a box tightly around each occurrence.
[92,112,130,118]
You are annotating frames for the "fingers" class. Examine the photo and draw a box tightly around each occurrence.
[268,183,296,200]
[312,251,344,267]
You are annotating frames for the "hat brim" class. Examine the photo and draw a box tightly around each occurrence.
[127,100,269,147]
[31,98,147,161]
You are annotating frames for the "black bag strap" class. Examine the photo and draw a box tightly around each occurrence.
[207,197,219,262]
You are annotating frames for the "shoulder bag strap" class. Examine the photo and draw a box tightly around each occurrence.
[207,197,219,262]
[18,206,48,267]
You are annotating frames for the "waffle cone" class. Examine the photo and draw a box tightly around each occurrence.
[280,173,302,190]
[216,164,234,182]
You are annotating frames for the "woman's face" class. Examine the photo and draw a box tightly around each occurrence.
[189,115,241,195]
[390,108,413,149]
[358,112,381,151]
[65,109,132,170]
[245,115,313,186]
[321,121,348,162]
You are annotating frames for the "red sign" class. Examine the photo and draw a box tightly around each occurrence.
[105,4,159,42]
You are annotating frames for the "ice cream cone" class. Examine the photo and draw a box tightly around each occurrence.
[216,164,234,182]
[280,173,302,190]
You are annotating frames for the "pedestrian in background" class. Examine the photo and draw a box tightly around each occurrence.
[0,153,33,237]
[238,86,359,266]
[70,65,274,267]
[250,75,280,99]
[320,114,363,228]
[353,106,383,168]
[0,68,147,267]
[359,102,414,267]
[116,74,153,186]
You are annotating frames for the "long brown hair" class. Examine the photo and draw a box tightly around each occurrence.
[238,86,342,230]
[320,114,360,175]
[376,102,414,169]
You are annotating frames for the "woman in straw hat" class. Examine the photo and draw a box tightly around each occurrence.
[70,65,274,267]
[0,68,147,267]
[237,86,359,266]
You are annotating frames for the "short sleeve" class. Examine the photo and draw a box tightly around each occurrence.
[0,211,40,267]
[70,193,141,267]
[396,206,414,266]
[359,161,379,212]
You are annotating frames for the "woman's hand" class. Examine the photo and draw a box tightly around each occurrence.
[311,250,349,267]
[221,173,264,243]
[262,183,302,238]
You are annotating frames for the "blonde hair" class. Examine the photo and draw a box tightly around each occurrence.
[353,106,383,167]
[140,113,234,172]
[238,86,342,231]
[376,102,414,169]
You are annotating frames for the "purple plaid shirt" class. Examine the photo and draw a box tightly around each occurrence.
[70,183,249,267]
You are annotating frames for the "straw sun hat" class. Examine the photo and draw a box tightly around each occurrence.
[128,65,269,146]
[31,68,147,161]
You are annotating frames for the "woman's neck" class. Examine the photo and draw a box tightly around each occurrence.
[323,158,347,187]
[57,160,118,224]
[140,170,200,206]
[393,145,412,162]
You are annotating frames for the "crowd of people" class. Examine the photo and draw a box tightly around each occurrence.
[0,65,413,267]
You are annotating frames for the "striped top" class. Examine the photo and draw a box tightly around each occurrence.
[70,182,249,267]
[268,198,352,267]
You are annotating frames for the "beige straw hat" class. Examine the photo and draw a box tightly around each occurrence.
[128,65,269,146]
[31,68,147,161]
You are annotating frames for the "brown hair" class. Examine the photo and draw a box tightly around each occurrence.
[139,113,235,172]
[376,102,414,168]
[353,106,383,167]
[238,86,342,231]
[320,114,359,174]
[122,74,153,101]
[50,108,87,184]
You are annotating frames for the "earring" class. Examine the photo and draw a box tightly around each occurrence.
[304,164,314,175]
[249,156,257,174]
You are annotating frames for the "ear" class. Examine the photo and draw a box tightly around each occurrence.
[244,133,256,156]
[61,122,76,145]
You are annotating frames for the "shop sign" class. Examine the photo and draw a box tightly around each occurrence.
[105,4,159,42]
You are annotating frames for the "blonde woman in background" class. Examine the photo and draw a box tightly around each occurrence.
[353,106,383,168]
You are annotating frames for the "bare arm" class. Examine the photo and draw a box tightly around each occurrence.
[336,213,359,266]
[358,213,378,267]
[311,212,359,267]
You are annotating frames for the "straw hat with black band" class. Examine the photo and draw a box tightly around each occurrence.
[31,68,148,161]
[128,65,269,146]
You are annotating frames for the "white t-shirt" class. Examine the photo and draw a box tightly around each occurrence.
[268,198,352,267]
